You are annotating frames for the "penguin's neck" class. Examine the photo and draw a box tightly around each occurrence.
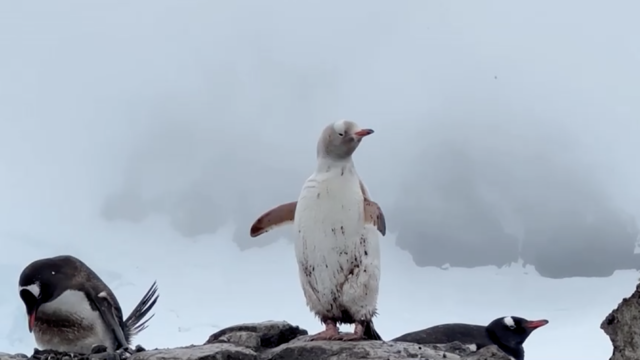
[315,155,356,176]
[486,329,524,360]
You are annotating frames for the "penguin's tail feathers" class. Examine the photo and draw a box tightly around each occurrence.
[364,320,383,341]
[124,281,160,342]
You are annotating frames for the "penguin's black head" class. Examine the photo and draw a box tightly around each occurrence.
[485,316,548,360]
[18,256,78,332]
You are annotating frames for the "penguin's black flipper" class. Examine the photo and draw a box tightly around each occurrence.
[91,290,130,350]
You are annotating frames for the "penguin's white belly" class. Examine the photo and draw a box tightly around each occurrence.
[34,290,116,353]
[293,171,380,322]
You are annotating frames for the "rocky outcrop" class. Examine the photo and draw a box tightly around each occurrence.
[10,273,640,360]
[601,282,640,360]
[8,321,515,360]
[463,346,513,360]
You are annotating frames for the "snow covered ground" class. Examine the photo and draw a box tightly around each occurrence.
[0,214,634,360]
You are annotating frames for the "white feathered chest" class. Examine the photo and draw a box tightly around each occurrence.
[292,163,381,320]
[294,165,365,249]
[34,290,115,353]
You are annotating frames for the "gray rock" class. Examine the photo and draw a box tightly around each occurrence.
[430,342,477,357]
[12,320,522,360]
[462,345,512,360]
[601,282,640,360]
[129,344,257,360]
[0,353,29,360]
[263,340,461,360]
[204,321,308,349]
[137,320,511,360]
[217,331,262,352]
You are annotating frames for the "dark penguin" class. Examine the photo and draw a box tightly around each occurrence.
[392,316,548,360]
[18,255,159,354]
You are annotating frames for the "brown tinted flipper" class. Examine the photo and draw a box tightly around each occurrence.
[249,201,297,237]
[364,199,386,236]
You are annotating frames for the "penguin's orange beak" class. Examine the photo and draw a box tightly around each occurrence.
[28,311,36,333]
[523,319,549,329]
[354,129,374,137]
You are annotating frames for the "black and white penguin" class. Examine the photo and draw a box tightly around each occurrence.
[392,316,548,360]
[18,255,159,354]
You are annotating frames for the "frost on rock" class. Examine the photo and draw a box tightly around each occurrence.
[2,321,519,360]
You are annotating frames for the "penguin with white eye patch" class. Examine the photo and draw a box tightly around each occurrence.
[18,255,159,354]
[392,315,548,360]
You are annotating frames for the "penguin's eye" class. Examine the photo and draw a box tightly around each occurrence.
[337,133,344,137]
[508,324,516,330]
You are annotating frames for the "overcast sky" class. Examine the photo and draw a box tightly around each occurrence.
[0,0,638,267]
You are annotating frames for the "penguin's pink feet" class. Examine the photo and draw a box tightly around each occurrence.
[331,322,366,341]
[309,320,340,341]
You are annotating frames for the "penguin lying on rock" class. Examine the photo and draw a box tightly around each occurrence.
[18,255,159,360]
[392,316,548,360]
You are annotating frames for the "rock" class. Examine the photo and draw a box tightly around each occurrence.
[462,345,513,360]
[435,342,478,357]
[262,339,462,360]
[0,353,29,360]
[204,321,308,349]
[13,320,517,360]
[217,331,262,352]
[130,344,257,360]
[601,282,640,360]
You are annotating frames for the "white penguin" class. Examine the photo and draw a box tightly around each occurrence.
[250,119,386,341]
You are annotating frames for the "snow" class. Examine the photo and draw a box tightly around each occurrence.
[0,215,634,360]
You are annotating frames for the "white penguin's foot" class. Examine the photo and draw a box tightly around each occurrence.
[331,322,366,341]
[332,332,365,341]
[309,320,340,341]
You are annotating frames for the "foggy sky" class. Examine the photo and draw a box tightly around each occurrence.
[1,1,639,277]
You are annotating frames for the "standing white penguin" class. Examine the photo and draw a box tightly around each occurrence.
[250,119,386,341]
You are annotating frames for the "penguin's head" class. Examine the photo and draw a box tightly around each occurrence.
[18,257,76,332]
[485,316,548,360]
[318,119,375,160]
[487,316,548,344]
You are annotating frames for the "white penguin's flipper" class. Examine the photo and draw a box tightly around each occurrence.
[250,201,297,237]
[360,179,386,236]
[364,199,386,236]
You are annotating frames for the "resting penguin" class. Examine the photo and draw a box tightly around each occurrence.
[392,316,549,360]
[250,119,386,341]
[18,255,159,354]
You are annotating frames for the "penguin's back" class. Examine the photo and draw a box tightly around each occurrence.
[392,323,493,349]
